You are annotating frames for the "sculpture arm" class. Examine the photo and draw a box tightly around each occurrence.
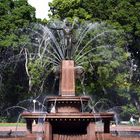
[49,27,63,30]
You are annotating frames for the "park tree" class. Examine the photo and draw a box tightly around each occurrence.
[49,0,140,60]
[49,0,140,119]
[0,0,36,118]
[49,0,140,54]
[0,0,36,48]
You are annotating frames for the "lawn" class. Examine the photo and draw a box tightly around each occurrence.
[0,123,26,127]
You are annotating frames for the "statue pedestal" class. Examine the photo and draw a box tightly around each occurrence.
[59,60,75,96]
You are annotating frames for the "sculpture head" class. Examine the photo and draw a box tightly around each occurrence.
[64,18,72,27]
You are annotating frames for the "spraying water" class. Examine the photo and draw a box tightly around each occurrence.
[21,19,129,96]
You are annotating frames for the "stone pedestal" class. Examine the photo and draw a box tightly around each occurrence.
[45,122,52,140]
[87,122,96,140]
[59,60,75,96]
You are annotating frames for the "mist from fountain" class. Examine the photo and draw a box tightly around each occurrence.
[22,19,130,97]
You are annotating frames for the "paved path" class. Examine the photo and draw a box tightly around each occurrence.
[111,125,140,132]
[0,125,139,140]
[0,124,139,132]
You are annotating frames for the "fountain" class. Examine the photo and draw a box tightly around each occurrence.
[22,60,114,140]
[21,20,114,140]
[0,17,139,140]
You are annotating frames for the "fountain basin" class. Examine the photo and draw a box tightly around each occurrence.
[46,96,90,113]
[22,111,114,136]
[22,112,114,119]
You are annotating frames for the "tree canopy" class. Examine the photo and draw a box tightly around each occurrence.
[49,0,140,119]
[0,0,36,48]
[49,0,140,53]
[0,0,36,121]
[0,0,140,122]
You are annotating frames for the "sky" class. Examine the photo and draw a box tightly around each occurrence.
[28,0,52,19]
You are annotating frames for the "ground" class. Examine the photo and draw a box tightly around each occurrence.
[0,124,140,140]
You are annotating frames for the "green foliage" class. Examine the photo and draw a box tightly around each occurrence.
[0,117,8,123]
[50,0,140,43]
[27,58,50,95]
[0,0,36,48]
[121,104,138,120]
[49,0,92,19]
[0,0,36,119]
[49,0,140,120]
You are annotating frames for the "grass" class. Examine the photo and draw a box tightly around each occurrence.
[0,123,26,127]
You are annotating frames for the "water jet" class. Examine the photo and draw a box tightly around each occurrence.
[22,20,115,140]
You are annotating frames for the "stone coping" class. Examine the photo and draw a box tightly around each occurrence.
[47,96,90,99]
[46,96,90,102]
[22,112,114,120]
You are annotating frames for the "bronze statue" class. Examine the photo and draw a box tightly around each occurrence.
[50,18,76,59]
